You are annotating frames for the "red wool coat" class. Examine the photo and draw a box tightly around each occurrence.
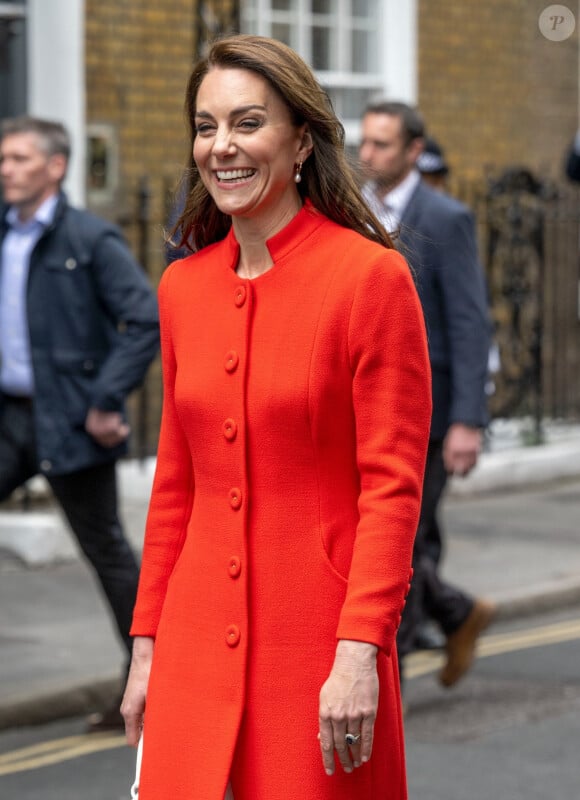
[131,204,431,800]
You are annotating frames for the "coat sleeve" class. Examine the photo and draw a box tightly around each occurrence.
[85,226,160,411]
[565,133,580,182]
[335,250,431,654]
[130,265,194,636]
[435,206,490,429]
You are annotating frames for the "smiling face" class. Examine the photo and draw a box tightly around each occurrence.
[193,67,312,235]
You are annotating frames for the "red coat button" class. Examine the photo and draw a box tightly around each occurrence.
[229,487,243,509]
[223,418,238,441]
[228,556,241,578]
[234,286,247,307]
[226,624,241,647]
[224,350,239,373]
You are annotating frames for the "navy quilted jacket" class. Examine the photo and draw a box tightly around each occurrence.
[0,193,159,474]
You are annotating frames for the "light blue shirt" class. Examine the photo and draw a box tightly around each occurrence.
[0,194,59,396]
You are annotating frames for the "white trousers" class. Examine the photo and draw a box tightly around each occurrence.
[134,735,235,799]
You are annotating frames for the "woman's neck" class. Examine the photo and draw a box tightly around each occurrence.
[233,199,302,280]
[235,238,273,280]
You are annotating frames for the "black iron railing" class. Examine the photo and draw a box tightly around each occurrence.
[119,171,580,458]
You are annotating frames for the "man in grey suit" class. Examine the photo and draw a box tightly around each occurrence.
[565,129,580,182]
[359,101,495,688]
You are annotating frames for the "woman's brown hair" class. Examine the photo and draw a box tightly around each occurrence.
[171,34,393,252]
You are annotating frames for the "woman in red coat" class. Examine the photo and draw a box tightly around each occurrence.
[122,35,431,800]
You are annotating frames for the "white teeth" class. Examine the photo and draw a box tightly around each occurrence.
[216,169,255,181]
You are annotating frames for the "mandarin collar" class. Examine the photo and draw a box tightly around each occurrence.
[223,200,324,272]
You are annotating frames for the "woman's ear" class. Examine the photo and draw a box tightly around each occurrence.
[298,125,314,163]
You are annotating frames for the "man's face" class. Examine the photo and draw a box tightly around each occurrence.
[0,132,65,219]
[359,112,419,191]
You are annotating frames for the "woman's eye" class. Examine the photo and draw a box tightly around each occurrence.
[238,118,262,131]
[195,123,215,136]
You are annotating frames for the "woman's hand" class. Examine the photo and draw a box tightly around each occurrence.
[318,639,379,775]
[121,636,154,746]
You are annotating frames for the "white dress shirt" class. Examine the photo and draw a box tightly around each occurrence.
[362,168,421,235]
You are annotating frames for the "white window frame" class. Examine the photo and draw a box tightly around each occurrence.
[241,0,417,145]
[27,0,86,205]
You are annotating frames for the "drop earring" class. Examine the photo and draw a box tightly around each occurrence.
[294,161,303,183]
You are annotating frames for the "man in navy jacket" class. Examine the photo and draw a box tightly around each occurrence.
[359,101,495,689]
[0,116,159,728]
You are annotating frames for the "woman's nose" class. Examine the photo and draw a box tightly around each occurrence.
[212,127,236,156]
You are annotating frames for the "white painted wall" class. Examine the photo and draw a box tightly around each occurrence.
[27,0,86,205]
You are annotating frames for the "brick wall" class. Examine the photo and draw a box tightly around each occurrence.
[85,0,194,235]
[418,0,578,181]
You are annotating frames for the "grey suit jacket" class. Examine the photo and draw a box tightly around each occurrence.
[397,181,490,440]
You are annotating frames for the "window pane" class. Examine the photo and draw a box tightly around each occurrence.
[312,25,332,70]
[325,89,342,121]
[272,0,293,9]
[244,16,259,34]
[337,87,376,119]
[312,0,332,12]
[352,0,371,16]
[0,17,27,119]
[352,29,376,73]
[271,22,293,47]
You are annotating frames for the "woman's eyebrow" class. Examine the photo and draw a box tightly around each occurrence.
[194,104,267,120]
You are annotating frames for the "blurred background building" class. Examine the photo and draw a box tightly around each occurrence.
[1,0,579,452]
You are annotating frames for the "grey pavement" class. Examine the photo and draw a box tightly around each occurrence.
[1,419,580,730]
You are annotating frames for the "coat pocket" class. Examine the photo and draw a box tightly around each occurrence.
[51,350,105,426]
